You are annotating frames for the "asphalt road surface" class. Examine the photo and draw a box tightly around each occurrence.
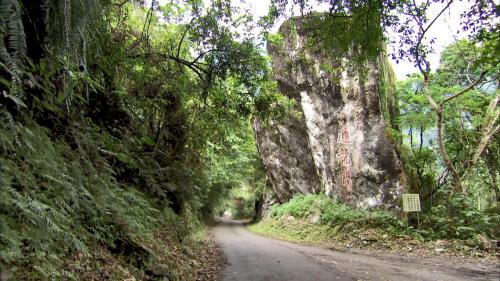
[214,219,499,281]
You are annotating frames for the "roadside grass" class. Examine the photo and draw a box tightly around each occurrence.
[249,219,338,244]
[248,194,416,248]
[248,194,498,262]
[267,194,410,235]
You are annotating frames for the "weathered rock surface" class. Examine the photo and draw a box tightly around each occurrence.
[254,18,405,208]
[253,117,320,202]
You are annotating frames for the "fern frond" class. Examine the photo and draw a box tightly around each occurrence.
[0,0,26,62]
[0,0,27,99]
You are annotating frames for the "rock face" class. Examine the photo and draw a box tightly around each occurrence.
[254,18,405,208]
[253,118,321,202]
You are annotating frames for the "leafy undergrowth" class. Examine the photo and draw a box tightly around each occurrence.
[0,116,222,280]
[248,194,498,263]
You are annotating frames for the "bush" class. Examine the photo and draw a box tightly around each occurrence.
[270,194,324,218]
[270,194,407,232]
[421,190,500,239]
[270,193,500,241]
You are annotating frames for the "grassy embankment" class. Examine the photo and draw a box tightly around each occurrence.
[248,194,498,261]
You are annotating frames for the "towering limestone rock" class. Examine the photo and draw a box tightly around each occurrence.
[254,18,405,208]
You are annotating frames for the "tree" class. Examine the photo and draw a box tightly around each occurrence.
[397,1,498,193]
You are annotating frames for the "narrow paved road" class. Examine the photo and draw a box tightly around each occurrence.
[214,220,499,281]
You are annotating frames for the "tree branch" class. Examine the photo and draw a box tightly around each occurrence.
[192,48,224,64]
[471,95,499,165]
[421,0,453,36]
[441,70,487,103]
[176,18,196,59]
[128,52,208,81]
[412,0,454,75]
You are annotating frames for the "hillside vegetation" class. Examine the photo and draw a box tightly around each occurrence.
[0,0,276,279]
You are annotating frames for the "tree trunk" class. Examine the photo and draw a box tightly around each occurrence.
[409,126,414,150]
[419,125,424,151]
[435,107,464,193]
[471,95,499,165]
[252,196,264,222]
[423,77,464,193]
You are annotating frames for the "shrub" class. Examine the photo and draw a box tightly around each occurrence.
[270,192,499,241]
[270,194,407,232]
[421,190,500,239]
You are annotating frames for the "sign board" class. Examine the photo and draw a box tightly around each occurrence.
[402,194,421,212]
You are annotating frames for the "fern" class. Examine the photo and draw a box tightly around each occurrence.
[0,0,27,98]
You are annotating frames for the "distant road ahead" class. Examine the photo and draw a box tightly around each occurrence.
[214,219,498,281]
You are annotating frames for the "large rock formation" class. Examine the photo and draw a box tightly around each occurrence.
[254,18,405,208]
[253,117,321,202]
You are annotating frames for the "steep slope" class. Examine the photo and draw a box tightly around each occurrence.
[0,1,244,279]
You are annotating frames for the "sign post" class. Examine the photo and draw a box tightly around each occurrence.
[402,194,421,229]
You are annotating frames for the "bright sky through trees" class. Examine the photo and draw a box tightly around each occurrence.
[242,0,473,80]
[147,0,475,80]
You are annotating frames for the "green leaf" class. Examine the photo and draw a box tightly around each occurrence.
[2,91,26,108]
[0,78,11,87]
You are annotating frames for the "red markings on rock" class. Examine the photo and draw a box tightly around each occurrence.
[337,127,352,192]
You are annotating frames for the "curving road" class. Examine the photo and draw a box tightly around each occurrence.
[214,219,499,281]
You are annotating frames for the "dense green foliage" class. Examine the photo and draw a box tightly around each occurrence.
[397,39,499,239]
[266,193,499,240]
[205,121,267,219]
[0,0,498,278]
[0,117,200,278]
[0,0,283,278]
